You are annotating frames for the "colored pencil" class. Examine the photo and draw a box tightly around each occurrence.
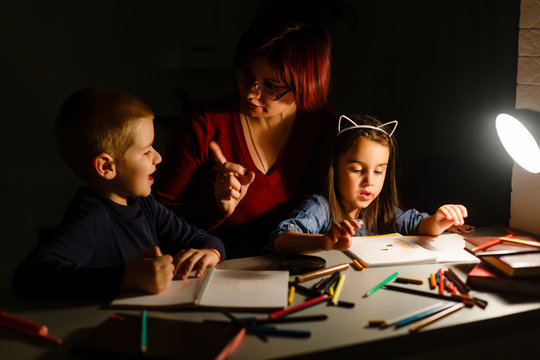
[295,263,349,283]
[438,268,445,295]
[352,259,364,271]
[363,272,399,297]
[331,274,346,305]
[288,286,295,305]
[383,284,467,303]
[0,312,62,345]
[140,310,147,353]
[269,294,329,318]
[447,268,471,294]
[429,273,436,289]
[395,302,455,328]
[377,302,444,328]
[248,325,311,338]
[499,236,540,248]
[471,238,501,252]
[409,303,465,332]
[395,277,424,285]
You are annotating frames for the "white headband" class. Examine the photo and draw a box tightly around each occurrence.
[337,115,398,137]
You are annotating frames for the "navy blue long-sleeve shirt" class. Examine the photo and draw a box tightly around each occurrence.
[12,187,225,300]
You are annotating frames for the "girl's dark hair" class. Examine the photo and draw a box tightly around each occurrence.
[326,114,398,234]
[234,20,331,111]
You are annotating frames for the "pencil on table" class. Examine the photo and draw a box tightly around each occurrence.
[409,303,465,332]
[429,273,436,289]
[141,310,147,353]
[288,286,295,306]
[331,274,346,305]
[352,259,364,271]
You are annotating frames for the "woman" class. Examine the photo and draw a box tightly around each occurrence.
[153,20,337,258]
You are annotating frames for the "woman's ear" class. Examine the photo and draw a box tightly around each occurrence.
[93,153,116,180]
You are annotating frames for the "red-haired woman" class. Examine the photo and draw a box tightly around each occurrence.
[153,20,337,258]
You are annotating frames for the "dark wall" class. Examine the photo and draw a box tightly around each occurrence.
[0,0,520,285]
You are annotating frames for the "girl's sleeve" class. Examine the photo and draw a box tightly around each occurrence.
[394,207,430,235]
[152,111,226,231]
[268,195,331,247]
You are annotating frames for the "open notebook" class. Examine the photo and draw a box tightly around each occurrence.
[111,268,289,310]
[346,233,478,267]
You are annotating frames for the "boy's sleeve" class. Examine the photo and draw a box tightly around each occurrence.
[151,197,226,261]
[12,218,125,300]
[12,250,124,300]
[268,195,331,247]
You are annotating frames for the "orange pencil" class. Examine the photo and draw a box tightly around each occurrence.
[352,259,364,271]
[429,273,436,289]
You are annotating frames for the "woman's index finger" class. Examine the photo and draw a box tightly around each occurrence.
[209,141,227,166]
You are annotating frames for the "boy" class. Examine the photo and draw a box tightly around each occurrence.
[13,88,225,299]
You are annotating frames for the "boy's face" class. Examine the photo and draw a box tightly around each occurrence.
[335,137,389,218]
[110,116,162,205]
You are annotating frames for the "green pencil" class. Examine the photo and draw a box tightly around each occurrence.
[141,310,147,353]
[363,272,399,297]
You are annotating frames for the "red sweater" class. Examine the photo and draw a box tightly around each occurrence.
[153,95,337,258]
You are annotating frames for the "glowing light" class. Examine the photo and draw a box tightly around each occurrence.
[496,113,540,174]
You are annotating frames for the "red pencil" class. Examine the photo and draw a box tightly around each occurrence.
[438,268,445,295]
[0,312,62,344]
[269,295,329,319]
[471,238,501,252]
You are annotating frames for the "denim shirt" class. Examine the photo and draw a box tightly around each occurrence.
[269,194,429,246]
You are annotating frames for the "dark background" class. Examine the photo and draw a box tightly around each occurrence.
[0,0,520,286]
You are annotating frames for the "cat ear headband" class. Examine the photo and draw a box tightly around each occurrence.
[337,115,398,137]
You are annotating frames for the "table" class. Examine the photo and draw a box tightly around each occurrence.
[2,227,540,359]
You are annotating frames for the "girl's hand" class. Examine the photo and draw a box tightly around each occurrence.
[323,219,361,250]
[209,141,256,216]
[435,204,468,228]
[173,248,220,280]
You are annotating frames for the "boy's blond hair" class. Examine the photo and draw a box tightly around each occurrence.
[54,87,153,181]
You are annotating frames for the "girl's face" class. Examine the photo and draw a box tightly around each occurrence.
[238,56,296,119]
[335,137,390,218]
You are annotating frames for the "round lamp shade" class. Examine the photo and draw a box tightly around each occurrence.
[496,113,540,174]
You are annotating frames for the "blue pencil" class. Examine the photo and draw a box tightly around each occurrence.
[395,302,454,328]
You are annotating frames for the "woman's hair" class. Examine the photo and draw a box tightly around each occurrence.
[326,114,398,234]
[234,20,331,111]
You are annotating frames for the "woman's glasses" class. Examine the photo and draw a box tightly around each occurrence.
[235,66,292,101]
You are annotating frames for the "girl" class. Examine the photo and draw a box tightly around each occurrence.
[270,114,469,255]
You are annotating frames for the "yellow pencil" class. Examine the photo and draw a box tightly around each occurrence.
[331,274,346,305]
[499,236,540,248]
[352,259,364,271]
[288,286,295,306]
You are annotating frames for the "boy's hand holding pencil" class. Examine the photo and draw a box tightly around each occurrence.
[121,246,174,294]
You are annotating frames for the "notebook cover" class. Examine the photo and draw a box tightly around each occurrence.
[466,263,540,297]
[71,314,245,360]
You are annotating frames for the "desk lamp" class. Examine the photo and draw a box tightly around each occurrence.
[496,111,540,173]
[495,110,540,235]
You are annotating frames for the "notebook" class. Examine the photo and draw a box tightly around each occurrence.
[467,263,540,297]
[346,234,437,267]
[71,313,245,360]
[111,267,289,310]
[481,252,540,277]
